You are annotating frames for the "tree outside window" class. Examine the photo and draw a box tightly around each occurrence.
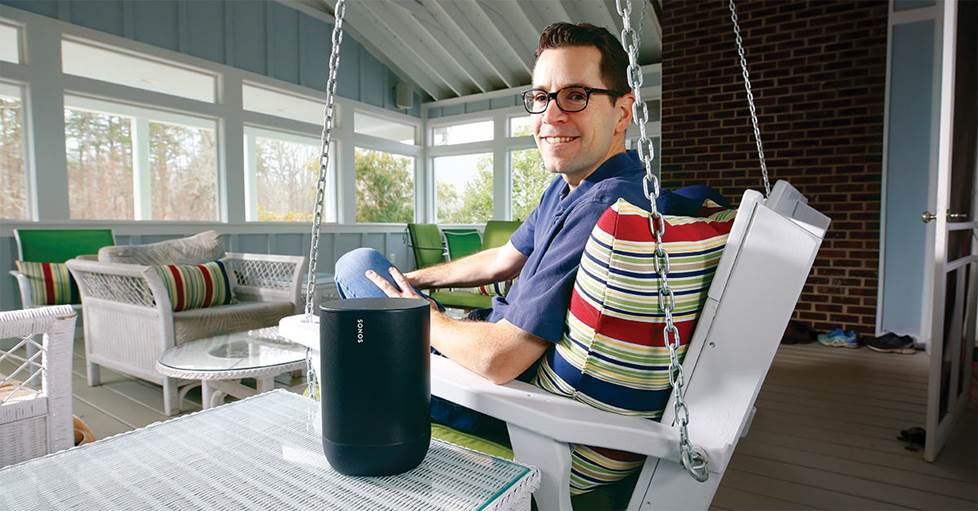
[510,148,552,222]
[254,136,320,222]
[149,122,217,221]
[0,93,27,219]
[65,109,134,220]
[355,147,414,223]
[434,153,493,224]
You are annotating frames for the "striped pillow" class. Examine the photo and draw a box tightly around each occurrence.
[532,198,736,495]
[155,260,236,312]
[14,261,80,305]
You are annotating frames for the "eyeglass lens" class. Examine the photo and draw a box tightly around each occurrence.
[524,87,589,114]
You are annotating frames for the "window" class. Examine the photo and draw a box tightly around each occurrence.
[432,120,493,146]
[434,153,493,223]
[246,128,334,222]
[149,120,218,221]
[510,149,550,222]
[0,83,27,219]
[509,116,532,137]
[355,147,414,223]
[65,107,135,220]
[242,83,324,125]
[65,96,219,221]
[62,38,217,103]
[0,21,20,64]
[355,112,415,144]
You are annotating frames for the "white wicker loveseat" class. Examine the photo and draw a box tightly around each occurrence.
[0,305,76,468]
[65,232,307,415]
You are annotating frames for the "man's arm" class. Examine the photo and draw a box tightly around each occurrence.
[407,241,527,290]
[367,267,548,385]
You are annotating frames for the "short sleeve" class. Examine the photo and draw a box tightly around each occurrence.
[502,201,610,342]
[509,206,538,257]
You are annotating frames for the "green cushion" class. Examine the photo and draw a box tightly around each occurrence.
[15,229,114,263]
[431,423,637,510]
[443,229,482,260]
[482,220,521,250]
[407,223,446,269]
[429,289,492,310]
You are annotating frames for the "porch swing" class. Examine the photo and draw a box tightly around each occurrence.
[280,0,830,509]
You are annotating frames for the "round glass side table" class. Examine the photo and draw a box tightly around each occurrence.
[156,326,308,409]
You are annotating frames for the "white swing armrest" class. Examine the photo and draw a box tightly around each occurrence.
[431,355,731,464]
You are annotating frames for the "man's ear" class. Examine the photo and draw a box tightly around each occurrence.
[615,93,635,135]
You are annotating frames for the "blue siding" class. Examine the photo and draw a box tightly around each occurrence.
[427,107,443,119]
[441,104,463,116]
[132,0,180,51]
[465,99,491,113]
[298,12,328,90]
[490,96,517,109]
[185,0,225,63]
[3,0,58,18]
[267,1,299,84]
[336,34,360,101]
[230,0,266,75]
[69,0,125,36]
[359,46,387,108]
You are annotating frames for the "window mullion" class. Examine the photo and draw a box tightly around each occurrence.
[132,117,152,220]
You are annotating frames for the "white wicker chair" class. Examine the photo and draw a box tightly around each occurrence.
[66,253,306,416]
[0,305,77,468]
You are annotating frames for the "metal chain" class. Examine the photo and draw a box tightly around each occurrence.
[305,0,347,318]
[615,0,709,482]
[728,0,771,197]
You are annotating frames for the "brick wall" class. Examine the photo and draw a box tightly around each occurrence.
[661,0,889,335]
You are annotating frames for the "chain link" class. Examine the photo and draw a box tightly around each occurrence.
[616,0,709,482]
[728,0,771,197]
[305,0,347,317]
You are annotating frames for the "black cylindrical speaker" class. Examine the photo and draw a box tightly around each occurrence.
[319,297,431,476]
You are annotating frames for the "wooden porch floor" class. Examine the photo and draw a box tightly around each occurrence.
[20,339,978,509]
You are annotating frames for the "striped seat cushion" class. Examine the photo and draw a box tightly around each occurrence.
[155,260,236,312]
[532,198,736,495]
[14,261,80,305]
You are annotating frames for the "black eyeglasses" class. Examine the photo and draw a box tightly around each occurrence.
[521,86,623,114]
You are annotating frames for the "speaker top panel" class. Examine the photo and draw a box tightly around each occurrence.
[320,297,429,312]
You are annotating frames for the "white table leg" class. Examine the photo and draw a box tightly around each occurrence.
[202,381,216,410]
[257,376,276,393]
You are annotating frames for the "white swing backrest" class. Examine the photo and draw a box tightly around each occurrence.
[630,180,830,509]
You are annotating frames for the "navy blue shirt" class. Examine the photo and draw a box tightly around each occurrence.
[486,151,652,342]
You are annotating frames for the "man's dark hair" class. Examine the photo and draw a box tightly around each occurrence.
[535,22,629,96]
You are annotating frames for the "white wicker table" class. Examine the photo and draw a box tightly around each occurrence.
[0,390,540,510]
[157,327,308,409]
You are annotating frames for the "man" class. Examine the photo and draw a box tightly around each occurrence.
[335,23,722,437]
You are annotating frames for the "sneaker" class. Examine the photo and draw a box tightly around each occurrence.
[865,333,916,354]
[817,328,859,348]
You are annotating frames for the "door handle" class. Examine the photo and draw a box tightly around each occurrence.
[922,211,937,223]
[947,212,969,221]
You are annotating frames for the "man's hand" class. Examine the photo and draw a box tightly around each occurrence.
[365,267,438,309]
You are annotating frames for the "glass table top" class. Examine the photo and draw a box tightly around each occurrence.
[158,326,308,373]
[0,391,539,510]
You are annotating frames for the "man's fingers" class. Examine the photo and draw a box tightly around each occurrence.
[388,267,415,295]
[365,270,400,297]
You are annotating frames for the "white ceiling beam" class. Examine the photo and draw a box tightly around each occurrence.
[413,0,509,91]
[421,0,522,88]
[471,0,535,76]
[395,0,494,93]
[358,0,471,97]
[321,0,449,100]
[564,0,619,30]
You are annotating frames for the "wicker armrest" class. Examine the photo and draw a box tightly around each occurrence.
[64,259,162,309]
[223,253,307,306]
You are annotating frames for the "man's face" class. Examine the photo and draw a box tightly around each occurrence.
[531,46,631,186]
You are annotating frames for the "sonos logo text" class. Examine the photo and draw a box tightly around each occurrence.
[356,319,364,344]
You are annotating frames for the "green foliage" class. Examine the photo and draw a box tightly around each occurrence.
[511,148,552,221]
[355,148,414,223]
[255,137,318,222]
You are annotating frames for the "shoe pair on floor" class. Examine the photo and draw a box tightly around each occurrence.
[817,328,859,348]
[866,332,916,354]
